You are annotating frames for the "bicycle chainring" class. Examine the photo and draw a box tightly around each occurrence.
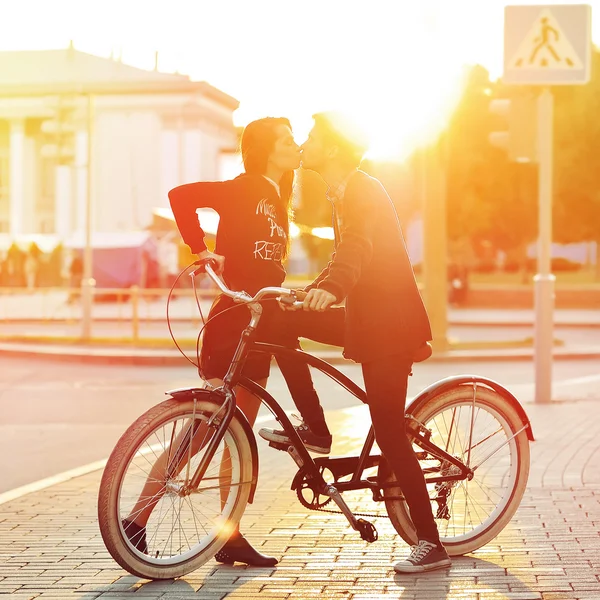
[295,465,334,510]
[296,480,333,510]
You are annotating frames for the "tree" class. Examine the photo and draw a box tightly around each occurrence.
[443,65,545,276]
[446,64,498,246]
[553,46,600,277]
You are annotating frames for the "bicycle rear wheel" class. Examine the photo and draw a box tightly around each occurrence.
[379,384,530,556]
[98,396,254,579]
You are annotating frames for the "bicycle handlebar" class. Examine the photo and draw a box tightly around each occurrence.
[203,262,303,308]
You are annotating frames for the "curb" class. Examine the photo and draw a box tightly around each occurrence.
[4,317,600,328]
[2,342,600,365]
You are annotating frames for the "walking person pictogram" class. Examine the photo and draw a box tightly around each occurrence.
[526,17,573,67]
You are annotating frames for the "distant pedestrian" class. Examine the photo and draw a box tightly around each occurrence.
[68,253,83,303]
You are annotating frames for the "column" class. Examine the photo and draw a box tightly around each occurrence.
[54,165,72,237]
[74,130,88,234]
[9,119,25,236]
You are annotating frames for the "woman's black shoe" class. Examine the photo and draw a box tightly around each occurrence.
[122,519,148,554]
[214,533,278,567]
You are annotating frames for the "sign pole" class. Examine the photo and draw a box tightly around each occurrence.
[503,5,591,404]
[534,87,555,404]
[421,142,449,352]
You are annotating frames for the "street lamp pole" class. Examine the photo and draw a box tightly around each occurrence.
[421,141,449,352]
[81,93,95,340]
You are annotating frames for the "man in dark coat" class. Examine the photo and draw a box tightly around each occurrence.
[260,112,450,573]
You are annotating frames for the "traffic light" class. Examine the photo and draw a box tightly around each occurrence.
[40,97,77,165]
[488,95,537,163]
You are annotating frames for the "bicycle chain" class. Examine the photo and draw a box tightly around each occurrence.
[312,505,386,519]
[296,479,389,519]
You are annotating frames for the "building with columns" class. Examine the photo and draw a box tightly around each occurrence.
[0,47,239,247]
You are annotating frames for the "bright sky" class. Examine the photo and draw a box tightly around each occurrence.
[3,0,599,159]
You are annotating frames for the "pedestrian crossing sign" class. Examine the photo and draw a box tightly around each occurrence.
[503,4,591,85]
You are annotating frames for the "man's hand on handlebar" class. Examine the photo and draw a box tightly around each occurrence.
[197,250,225,275]
[303,288,337,312]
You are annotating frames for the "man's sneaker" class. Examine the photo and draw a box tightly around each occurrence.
[259,421,332,454]
[393,540,451,573]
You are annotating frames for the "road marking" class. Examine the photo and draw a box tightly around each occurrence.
[554,373,600,387]
[0,459,108,506]
[0,411,289,506]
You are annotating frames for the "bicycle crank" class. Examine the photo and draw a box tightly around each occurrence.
[324,484,379,543]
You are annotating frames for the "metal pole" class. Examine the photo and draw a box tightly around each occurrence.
[81,94,95,340]
[421,143,449,352]
[534,88,555,404]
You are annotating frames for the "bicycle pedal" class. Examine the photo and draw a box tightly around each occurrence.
[356,518,378,543]
[268,441,290,452]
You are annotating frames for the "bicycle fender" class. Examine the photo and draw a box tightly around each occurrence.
[166,387,260,503]
[406,375,534,441]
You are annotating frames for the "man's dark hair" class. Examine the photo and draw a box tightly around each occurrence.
[312,111,369,168]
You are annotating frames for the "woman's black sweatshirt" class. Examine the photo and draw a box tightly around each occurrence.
[168,174,288,296]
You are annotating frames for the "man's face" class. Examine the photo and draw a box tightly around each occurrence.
[300,125,331,174]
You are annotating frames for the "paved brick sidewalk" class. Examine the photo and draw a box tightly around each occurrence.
[1,398,599,599]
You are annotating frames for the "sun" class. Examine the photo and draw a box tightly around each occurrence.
[341,65,468,162]
[234,12,470,164]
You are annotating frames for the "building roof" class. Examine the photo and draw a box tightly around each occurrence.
[0,48,239,109]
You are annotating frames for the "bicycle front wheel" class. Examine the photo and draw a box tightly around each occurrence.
[98,396,254,579]
[380,384,530,556]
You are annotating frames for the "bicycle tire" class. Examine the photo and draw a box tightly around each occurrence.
[98,396,254,579]
[379,384,530,556]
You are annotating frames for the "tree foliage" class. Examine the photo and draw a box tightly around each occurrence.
[553,48,600,245]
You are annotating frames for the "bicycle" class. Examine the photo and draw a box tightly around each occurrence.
[98,261,533,580]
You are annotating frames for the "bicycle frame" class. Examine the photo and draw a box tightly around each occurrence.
[244,343,474,490]
[171,263,477,530]
[175,325,474,504]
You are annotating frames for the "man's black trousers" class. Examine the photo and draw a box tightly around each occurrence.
[263,307,441,546]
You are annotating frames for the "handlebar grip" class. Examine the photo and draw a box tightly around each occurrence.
[278,293,297,305]
[191,258,218,278]
[278,292,304,310]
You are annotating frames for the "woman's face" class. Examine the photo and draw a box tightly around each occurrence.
[268,124,301,172]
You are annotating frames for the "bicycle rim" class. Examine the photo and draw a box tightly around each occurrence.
[382,386,529,555]
[116,406,251,566]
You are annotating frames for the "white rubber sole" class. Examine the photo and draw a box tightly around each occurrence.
[393,557,452,574]
[257,428,331,454]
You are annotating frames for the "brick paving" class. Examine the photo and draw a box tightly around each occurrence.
[1,398,599,599]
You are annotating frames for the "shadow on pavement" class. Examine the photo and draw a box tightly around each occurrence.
[391,555,538,599]
[79,565,266,597]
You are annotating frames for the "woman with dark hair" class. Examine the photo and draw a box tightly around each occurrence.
[170,117,298,391]
[122,117,300,567]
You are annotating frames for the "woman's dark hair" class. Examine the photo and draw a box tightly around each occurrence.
[241,117,294,256]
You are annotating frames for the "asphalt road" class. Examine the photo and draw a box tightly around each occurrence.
[2,354,599,495]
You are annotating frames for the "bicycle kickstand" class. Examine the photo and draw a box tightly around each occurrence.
[324,484,378,543]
